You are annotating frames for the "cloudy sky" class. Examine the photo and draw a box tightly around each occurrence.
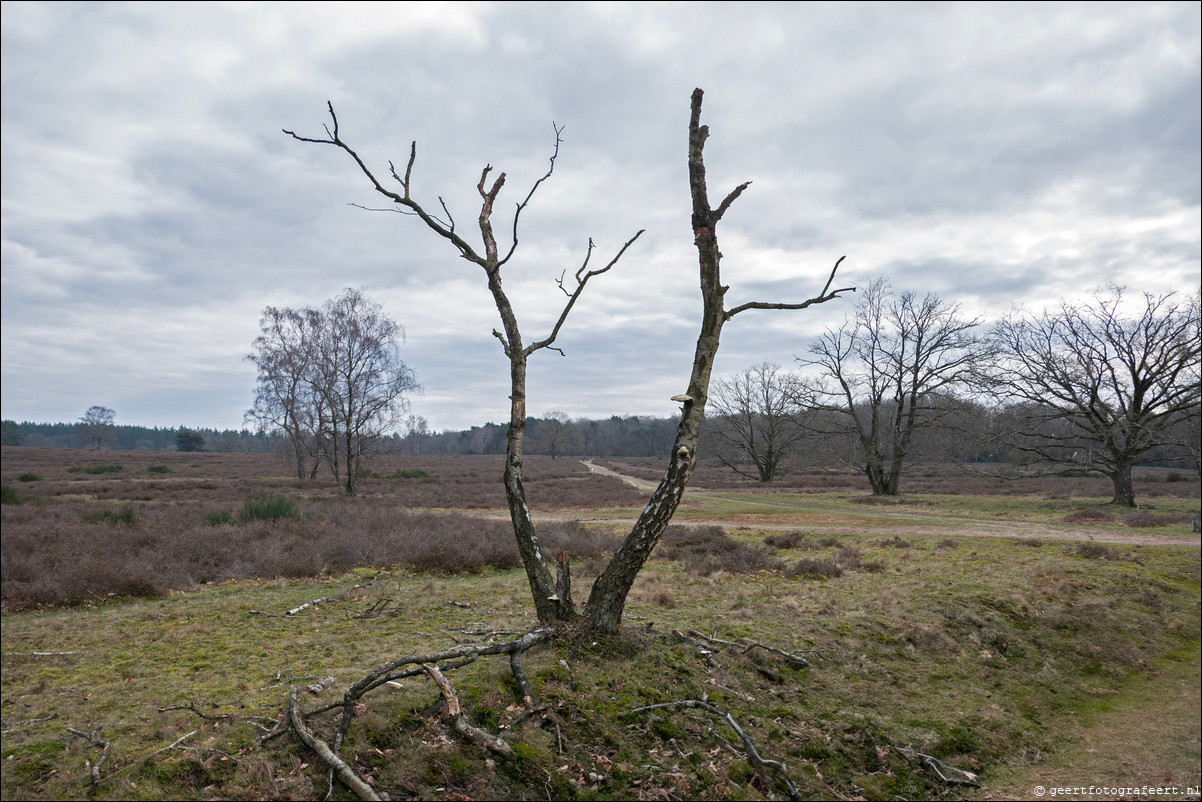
[2,2,1198,433]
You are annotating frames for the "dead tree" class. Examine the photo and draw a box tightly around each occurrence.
[286,88,851,634]
[285,110,642,623]
[580,88,853,633]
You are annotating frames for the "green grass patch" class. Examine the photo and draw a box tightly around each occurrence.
[73,464,124,476]
[146,465,173,474]
[1,483,24,505]
[16,472,41,482]
[238,494,300,522]
[203,508,233,526]
[85,503,138,525]
[390,468,429,479]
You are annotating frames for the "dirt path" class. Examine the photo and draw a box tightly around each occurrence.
[579,461,1200,547]
[971,641,1201,800]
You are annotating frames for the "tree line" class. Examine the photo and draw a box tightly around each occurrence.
[0,419,282,453]
[704,281,1200,506]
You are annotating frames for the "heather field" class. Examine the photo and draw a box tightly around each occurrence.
[2,446,1199,801]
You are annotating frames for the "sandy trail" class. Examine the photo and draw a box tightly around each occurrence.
[577,460,1200,548]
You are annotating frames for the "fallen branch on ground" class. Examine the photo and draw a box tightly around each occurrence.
[896,745,980,787]
[66,726,111,786]
[267,626,555,798]
[626,699,803,801]
[424,664,512,754]
[288,687,380,801]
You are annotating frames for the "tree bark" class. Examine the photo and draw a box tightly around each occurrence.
[1110,465,1136,507]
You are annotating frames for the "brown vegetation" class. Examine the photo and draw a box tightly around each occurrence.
[0,448,639,610]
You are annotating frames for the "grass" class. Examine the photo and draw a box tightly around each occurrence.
[237,494,300,523]
[1,447,1199,800]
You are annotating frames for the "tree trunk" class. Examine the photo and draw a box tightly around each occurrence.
[583,89,729,634]
[487,266,573,624]
[1109,465,1136,507]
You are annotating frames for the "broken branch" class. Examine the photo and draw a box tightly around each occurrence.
[288,686,381,801]
[424,664,513,754]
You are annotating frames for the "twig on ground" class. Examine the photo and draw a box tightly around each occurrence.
[66,726,111,786]
[2,713,58,731]
[627,699,803,801]
[896,745,980,787]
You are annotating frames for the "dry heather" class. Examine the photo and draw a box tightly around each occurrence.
[0,448,640,609]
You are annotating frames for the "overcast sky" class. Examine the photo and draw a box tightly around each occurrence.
[2,2,1198,433]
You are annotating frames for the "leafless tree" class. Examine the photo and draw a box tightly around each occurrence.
[78,406,116,451]
[533,410,578,459]
[286,106,643,623]
[987,286,1201,506]
[706,362,806,482]
[286,89,851,632]
[247,305,325,479]
[796,278,984,495]
[247,289,419,495]
[580,89,853,633]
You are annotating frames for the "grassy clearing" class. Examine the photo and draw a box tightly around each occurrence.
[3,532,1198,800]
[2,447,1199,800]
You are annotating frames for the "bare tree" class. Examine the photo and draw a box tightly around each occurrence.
[706,362,806,482]
[78,406,116,451]
[247,305,325,479]
[796,278,984,495]
[532,410,578,459]
[987,286,1201,506]
[246,289,419,495]
[580,89,853,633]
[286,89,851,632]
[286,106,643,623]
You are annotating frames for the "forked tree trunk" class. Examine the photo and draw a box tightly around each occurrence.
[581,89,739,634]
[582,89,851,632]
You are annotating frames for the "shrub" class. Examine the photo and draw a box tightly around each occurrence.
[390,468,429,479]
[16,472,41,482]
[147,465,173,474]
[204,508,233,526]
[1073,541,1121,561]
[1063,508,1113,524]
[83,464,124,475]
[1123,511,1173,528]
[86,504,138,526]
[657,525,783,576]
[764,531,806,549]
[877,536,913,548]
[239,495,300,523]
[787,557,843,579]
[1,483,24,505]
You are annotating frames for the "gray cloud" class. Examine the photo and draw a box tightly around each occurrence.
[3,1,1198,432]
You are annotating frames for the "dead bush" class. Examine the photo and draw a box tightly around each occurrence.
[787,557,843,579]
[657,525,783,576]
[1123,510,1178,528]
[1073,541,1122,561]
[1063,508,1113,524]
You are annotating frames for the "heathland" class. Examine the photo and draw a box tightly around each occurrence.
[2,446,1199,801]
